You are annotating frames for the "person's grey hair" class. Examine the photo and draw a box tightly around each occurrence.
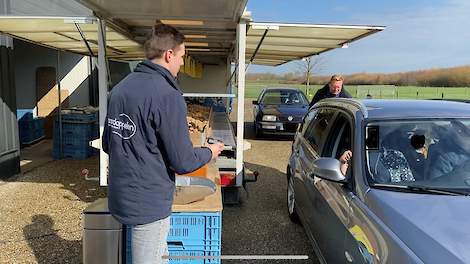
[144,23,185,59]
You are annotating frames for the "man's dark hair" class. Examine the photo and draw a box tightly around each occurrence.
[144,23,185,59]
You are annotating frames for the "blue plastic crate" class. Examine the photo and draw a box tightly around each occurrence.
[19,122,31,133]
[168,249,220,264]
[19,118,45,145]
[168,243,221,252]
[168,212,221,246]
[20,130,35,144]
[52,136,95,158]
[54,122,94,141]
[33,118,44,130]
[126,212,222,264]
[59,111,98,122]
[33,128,44,139]
[53,120,98,159]
[54,130,91,146]
[17,109,33,121]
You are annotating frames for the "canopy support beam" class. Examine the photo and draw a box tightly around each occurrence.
[98,18,109,186]
[245,28,268,71]
[74,23,94,56]
[235,20,246,182]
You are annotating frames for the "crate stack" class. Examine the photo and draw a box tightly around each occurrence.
[167,212,222,264]
[53,108,99,160]
[17,109,45,145]
[126,212,222,264]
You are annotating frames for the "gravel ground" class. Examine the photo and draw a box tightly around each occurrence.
[0,99,317,263]
[0,155,106,263]
[221,99,318,264]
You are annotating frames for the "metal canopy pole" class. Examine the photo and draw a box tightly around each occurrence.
[227,26,270,87]
[245,29,268,72]
[75,23,94,57]
[56,50,63,158]
[236,21,246,182]
[98,18,109,186]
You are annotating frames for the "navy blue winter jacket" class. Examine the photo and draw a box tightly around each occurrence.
[102,60,212,225]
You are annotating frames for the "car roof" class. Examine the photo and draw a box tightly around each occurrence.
[316,98,470,120]
[263,87,303,92]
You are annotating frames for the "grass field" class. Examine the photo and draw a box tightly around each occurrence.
[244,80,470,100]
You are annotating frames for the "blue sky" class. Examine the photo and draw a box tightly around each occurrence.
[246,0,470,75]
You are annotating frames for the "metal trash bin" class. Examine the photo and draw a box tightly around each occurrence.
[83,198,123,264]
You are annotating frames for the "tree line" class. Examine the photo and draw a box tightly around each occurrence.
[247,65,470,87]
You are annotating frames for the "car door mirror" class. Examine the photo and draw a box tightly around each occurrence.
[311,158,346,183]
[252,100,258,105]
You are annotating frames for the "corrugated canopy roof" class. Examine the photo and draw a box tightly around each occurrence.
[0,2,384,65]
[0,16,142,60]
[0,0,249,62]
[246,22,384,66]
[77,0,248,63]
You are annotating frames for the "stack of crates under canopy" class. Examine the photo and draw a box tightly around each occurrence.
[53,107,99,160]
[17,109,45,146]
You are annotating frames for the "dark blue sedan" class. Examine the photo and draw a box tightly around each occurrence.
[252,88,309,137]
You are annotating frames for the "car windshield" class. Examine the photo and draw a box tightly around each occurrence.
[365,119,470,192]
[260,90,307,105]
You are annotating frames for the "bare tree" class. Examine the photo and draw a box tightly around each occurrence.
[295,56,324,96]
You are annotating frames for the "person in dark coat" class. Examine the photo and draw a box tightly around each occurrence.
[102,23,224,264]
[309,75,352,107]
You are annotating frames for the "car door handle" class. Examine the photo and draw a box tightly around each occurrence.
[345,251,353,262]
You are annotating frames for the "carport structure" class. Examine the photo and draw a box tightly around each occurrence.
[0,0,384,181]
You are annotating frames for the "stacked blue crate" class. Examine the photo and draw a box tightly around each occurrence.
[17,109,45,145]
[126,212,222,264]
[167,212,221,264]
[17,109,33,121]
[53,110,99,159]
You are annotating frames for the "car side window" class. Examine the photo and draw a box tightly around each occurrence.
[299,109,317,133]
[303,109,335,153]
[257,90,265,102]
[323,114,353,175]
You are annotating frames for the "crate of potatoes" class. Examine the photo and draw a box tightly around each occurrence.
[187,104,211,146]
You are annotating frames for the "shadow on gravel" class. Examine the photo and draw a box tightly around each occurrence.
[222,161,318,264]
[23,214,81,264]
[5,156,107,203]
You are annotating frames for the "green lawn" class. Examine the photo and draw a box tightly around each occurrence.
[244,81,470,100]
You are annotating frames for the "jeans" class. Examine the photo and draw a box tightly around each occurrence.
[130,216,170,264]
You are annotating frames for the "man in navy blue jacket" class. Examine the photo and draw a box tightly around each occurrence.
[102,24,224,264]
[309,75,351,107]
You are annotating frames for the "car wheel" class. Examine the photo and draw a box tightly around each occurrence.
[287,169,299,222]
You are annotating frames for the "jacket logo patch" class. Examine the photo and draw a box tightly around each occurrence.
[108,113,136,139]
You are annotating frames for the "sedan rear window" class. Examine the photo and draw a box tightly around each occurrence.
[365,119,470,193]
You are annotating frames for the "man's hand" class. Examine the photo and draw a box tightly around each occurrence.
[339,150,352,176]
[208,143,224,160]
[339,150,353,164]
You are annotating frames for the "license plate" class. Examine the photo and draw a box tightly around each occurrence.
[263,125,276,129]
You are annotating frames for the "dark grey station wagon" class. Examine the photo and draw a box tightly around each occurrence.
[287,99,470,264]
